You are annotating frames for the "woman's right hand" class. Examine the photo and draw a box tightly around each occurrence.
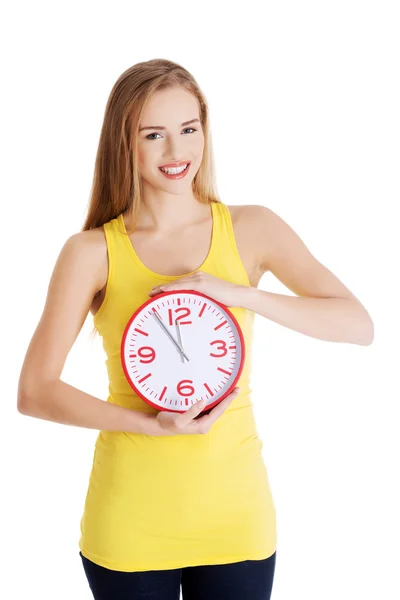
[155,387,240,436]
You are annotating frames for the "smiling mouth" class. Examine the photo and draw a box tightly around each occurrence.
[158,162,191,179]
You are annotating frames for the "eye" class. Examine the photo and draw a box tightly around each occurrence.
[145,128,197,140]
[145,132,161,140]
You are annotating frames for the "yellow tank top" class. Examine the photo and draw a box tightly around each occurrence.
[78,200,277,572]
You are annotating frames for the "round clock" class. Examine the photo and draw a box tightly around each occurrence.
[120,289,245,414]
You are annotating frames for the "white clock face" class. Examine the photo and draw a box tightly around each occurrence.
[121,290,245,413]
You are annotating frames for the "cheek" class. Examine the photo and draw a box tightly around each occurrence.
[137,147,153,172]
[194,146,204,168]
[194,134,205,158]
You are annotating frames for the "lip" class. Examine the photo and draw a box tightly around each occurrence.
[159,161,191,168]
[158,162,191,180]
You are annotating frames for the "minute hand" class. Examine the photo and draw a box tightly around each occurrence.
[152,312,190,362]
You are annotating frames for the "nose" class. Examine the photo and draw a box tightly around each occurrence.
[163,135,187,162]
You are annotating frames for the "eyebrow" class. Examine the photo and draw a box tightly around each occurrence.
[138,118,200,132]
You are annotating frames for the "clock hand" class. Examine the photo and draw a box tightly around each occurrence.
[152,311,190,362]
[175,319,188,363]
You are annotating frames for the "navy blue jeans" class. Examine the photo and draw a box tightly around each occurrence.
[79,550,276,599]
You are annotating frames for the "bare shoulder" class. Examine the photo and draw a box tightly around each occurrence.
[227,203,292,249]
[67,226,106,260]
[71,224,106,245]
[227,202,273,261]
[66,225,108,294]
[227,203,269,227]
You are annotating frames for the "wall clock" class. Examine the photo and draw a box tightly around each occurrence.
[120,289,245,414]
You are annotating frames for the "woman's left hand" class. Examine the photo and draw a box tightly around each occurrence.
[149,270,245,307]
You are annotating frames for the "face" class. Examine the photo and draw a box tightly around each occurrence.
[137,86,205,194]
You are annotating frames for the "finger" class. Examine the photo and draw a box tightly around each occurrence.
[207,386,240,415]
[193,387,240,426]
[178,398,206,427]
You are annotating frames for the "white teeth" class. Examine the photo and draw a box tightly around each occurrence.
[160,163,188,174]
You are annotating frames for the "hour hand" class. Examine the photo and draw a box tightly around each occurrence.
[152,311,190,361]
[175,319,188,363]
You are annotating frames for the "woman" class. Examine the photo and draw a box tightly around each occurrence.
[17,58,374,600]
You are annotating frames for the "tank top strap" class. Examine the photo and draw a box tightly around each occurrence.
[207,201,251,287]
[92,215,139,327]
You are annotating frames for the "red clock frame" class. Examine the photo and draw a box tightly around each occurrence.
[120,289,246,414]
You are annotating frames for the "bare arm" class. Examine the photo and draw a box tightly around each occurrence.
[236,205,374,345]
[17,231,159,435]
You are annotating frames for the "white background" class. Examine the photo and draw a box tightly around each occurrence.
[2,1,398,599]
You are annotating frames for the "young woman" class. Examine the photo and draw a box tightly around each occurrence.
[17,58,374,600]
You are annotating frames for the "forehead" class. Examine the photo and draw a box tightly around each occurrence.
[141,86,200,123]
